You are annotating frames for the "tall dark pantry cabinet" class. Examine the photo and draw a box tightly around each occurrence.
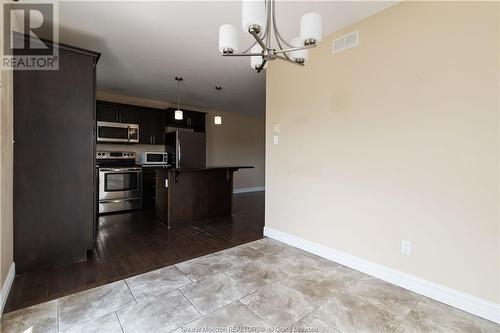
[13,36,100,273]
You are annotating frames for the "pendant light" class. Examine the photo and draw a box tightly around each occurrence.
[214,86,222,125]
[174,76,183,120]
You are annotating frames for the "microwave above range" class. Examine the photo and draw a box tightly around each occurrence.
[141,152,169,165]
[97,121,139,143]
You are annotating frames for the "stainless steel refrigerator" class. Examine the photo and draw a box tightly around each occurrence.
[165,130,206,168]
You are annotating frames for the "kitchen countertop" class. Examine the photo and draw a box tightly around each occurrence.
[143,165,253,171]
[168,166,254,171]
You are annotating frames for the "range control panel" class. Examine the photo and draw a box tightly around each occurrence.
[96,151,136,160]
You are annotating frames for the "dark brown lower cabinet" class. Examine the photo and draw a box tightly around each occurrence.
[142,167,157,207]
[155,167,252,228]
[14,37,100,273]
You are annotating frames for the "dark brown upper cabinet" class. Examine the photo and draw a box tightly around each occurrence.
[138,108,166,145]
[166,108,206,133]
[96,101,118,122]
[96,101,138,124]
[154,110,166,144]
[97,101,205,145]
[117,105,139,124]
[138,108,154,144]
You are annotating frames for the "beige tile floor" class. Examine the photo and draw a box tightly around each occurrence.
[1,238,498,333]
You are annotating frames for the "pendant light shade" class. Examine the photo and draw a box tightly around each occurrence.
[242,0,266,33]
[300,12,322,45]
[214,86,223,126]
[174,76,184,120]
[174,110,183,120]
[218,24,239,54]
[250,44,265,70]
[290,37,309,63]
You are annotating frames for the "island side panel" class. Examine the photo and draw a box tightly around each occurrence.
[167,169,233,228]
[155,169,169,224]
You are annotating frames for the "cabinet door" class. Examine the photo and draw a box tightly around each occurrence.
[118,104,138,124]
[190,112,206,132]
[142,168,156,207]
[96,101,118,122]
[154,110,166,145]
[138,109,154,144]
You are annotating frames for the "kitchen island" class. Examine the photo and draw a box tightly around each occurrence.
[155,166,253,228]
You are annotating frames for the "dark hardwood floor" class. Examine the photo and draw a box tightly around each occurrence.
[4,192,264,314]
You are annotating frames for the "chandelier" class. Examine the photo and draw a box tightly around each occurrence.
[218,0,322,73]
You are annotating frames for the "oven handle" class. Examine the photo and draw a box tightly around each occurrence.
[99,167,142,172]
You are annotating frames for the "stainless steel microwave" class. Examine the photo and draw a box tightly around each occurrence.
[141,152,169,165]
[97,121,139,143]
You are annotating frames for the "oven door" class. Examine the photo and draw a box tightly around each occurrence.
[99,167,143,200]
[97,121,130,143]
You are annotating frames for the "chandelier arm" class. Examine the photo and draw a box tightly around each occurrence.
[256,59,268,73]
[276,55,304,67]
[272,0,295,49]
[238,28,267,55]
[274,44,316,55]
[264,0,272,49]
[250,30,267,51]
[273,27,293,61]
[241,40,258,54]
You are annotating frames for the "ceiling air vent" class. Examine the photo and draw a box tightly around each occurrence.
[332,30,359,54]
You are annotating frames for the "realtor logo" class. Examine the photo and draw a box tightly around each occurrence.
[2,1,59,70]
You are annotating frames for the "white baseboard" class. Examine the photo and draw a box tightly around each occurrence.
[233,186,265,194]
[0,263,15,317]
[264,227,500,324]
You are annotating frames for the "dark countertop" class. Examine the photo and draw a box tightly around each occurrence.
[142,165,253,171]
[167,166,254,172]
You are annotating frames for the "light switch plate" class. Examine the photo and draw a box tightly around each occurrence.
[273,135,279,145]
[401,240,411,256]
[272,123,280,133]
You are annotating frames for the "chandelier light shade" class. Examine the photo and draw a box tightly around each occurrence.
[174,76,184,120]
[242,0,266,33]
[218,0,322,72]
[214,115,222,125]
[290,37,308,63]
[218,24,239,54]
[300,12,322,45]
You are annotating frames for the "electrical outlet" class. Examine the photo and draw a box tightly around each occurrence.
[401,240,411,256]
[273,135,279,145]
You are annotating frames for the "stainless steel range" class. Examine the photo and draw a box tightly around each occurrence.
[96,151,142,214]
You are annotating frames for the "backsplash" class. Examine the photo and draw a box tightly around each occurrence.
[96,144,165,163]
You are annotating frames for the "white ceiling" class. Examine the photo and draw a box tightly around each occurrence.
[57,1,396,115]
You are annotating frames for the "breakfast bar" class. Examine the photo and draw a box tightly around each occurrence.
[155,166,253,228]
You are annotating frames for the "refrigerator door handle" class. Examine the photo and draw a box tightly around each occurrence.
[177,141,181,168]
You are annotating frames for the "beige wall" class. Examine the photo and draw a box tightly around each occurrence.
[206,110,265,189]
[0,56,14,293]
[97,92,265,189]
[266,1,499,304]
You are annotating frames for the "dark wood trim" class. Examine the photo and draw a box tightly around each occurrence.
[12,32,101,62]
